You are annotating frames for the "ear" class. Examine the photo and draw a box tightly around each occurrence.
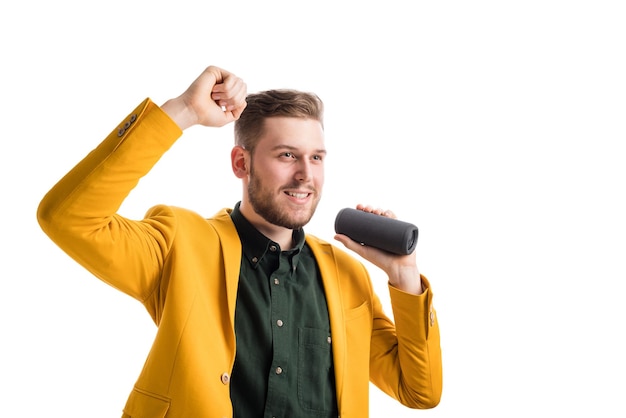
[231,145,249,179]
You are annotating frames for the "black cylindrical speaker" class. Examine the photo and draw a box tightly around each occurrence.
[334,208,419,255]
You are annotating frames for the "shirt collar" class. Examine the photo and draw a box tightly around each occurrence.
[230,202,306,268]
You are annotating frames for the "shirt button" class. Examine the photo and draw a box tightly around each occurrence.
[220,372,230,384]
[327,336,332,344]
[269,245,277,252]
[276,319,284,327]
[252,256,258,263]
[274,278,280,285]
[275,367,283,375]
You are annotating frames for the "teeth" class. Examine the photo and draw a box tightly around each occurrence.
[288,192,308,199]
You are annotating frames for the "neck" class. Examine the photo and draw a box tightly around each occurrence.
[239,201,295,250]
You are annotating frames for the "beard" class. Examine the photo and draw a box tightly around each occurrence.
[247,164,320,230]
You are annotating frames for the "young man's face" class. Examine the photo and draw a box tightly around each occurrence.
[247,117,326,230]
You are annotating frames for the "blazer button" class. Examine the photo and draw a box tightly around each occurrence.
[220,372,230,384]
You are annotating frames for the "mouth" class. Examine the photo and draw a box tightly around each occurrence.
[284,190,314,204]
[285,190,312,200]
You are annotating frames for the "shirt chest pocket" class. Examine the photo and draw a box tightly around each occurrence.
[297,327,337,415]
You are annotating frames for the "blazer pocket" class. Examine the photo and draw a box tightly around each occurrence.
[344,300,370,322]
[344,301,372,385]
[123,388,171,418]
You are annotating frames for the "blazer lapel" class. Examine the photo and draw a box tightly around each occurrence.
[307,238,347,410]
[209,209,242,337]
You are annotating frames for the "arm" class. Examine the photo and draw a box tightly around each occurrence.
[37,66,247,301]
[335,205,442,408]
[368,279,442,408]
[37,99,181,301]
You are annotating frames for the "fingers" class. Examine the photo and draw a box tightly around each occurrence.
[211,69,247,115]
[355,204,397,219]
[179,65,247,128]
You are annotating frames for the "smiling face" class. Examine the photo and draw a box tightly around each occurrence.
[235,116,326,232]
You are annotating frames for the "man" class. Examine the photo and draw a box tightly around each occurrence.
[37,65,442,417]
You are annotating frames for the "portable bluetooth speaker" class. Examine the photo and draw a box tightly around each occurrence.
[334,208,419,255]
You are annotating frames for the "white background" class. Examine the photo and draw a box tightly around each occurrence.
[2,1,625,417]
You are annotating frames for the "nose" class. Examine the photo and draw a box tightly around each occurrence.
[295,159,312,182]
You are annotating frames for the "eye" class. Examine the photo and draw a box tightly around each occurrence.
[281,152,296,159]
[312,154,323,161]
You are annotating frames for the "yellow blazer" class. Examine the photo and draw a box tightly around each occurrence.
[37,99,442,417]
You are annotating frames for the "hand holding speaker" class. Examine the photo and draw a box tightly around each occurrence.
[334,207,418,255]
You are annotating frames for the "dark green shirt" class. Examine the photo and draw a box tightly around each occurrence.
[229,202,338,418]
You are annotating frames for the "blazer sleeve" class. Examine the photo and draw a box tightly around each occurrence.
[369,276,443,409]
[37,98,183,302]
